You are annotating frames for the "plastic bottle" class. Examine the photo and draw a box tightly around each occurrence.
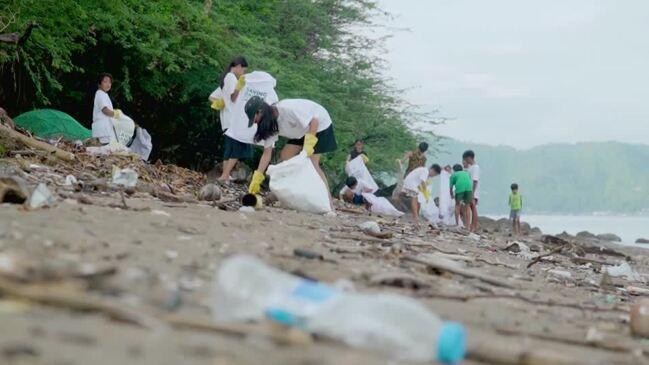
[212,255,466,363]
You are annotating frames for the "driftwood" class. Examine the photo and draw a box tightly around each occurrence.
[0,123,75,161]
[527,245,565,268]
[403,255,515,289]
[363,230,393,239]
[329,233,395,245]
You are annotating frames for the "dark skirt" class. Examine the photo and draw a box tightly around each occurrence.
[285,125,337,154]
[223,135,253,159]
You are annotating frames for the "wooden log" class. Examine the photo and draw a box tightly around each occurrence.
[403,255,515,289]
[0,123,75,161]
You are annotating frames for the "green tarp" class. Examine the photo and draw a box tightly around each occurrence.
[13,109,92,141]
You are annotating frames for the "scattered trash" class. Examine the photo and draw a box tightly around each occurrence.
[631,299,649,337]
[165,250,178,260]
[547,269,572,280]
[604,262,641,281]
[627,286,649,296]
[212,255,466,363]
[238,206,255,213]
[199,183,221,202]
[468,233,480,242]
[151,210,171,217]
[293,248,324,260]
[111,166,138,188]
[358,221,381,234]
[27,183,56,209]
[64,175,78,186]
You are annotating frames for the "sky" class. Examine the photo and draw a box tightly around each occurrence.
[375,0,649,148]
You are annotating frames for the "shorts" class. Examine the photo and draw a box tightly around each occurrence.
[352,193,365,205]
[510,209,521,220]
[223,135,253,160]
[455,191,473,204]
[286,125,338,154]
[401,189,418,198]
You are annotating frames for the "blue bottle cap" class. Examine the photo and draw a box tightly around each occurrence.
[437,322,466,364]
[265,308,300,327]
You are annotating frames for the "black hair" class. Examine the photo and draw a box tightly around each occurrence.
[453,164,463,172]
[431,163,441,174]
[219,56,249,88]
[462,150,475,159]
[253,103,279,143]
[354,139,364,144]
[345,176,358,188]
[418,142,429,153]
[98,73,113,85]
[511,183,519,190]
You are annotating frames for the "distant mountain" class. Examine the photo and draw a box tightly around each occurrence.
[428,138,649,215]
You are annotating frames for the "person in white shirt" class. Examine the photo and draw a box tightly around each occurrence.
[92,73,122,144]
[208,57,249,182]
[463,150,480,232]
[243,96,338,196]
[401,164,441,226]
[339,176,373,203]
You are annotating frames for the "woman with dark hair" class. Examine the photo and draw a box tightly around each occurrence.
[92,73,121,144]
[346,139,369,164]
[243,96,338,195]
[207,56,250,182]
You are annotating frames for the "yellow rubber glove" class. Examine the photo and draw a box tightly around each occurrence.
[361,154,370,164]
[113,109,122,119]
[255,194,264,209]
[303,133,318,156]
[210,98,225,110]
[248,170,265,194]
[235,75,246,91]
[419,186,431,202]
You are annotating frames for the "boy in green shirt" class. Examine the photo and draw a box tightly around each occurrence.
[509,183,523,235]
[450,164,473,230]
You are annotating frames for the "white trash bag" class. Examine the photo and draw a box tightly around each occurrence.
[128,127,153,161]
[345,156,378,193]
[362,193,404,217]
[112,114,136,147]
[267,151,332,214]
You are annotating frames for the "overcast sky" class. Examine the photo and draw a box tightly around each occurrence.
[376,0,649,148]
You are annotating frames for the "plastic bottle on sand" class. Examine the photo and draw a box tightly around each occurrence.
[212,255,466,363]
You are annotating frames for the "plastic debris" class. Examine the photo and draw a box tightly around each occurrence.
[604,262,641,281]
[358,221,381,234]
[28,183,56,209]
[548,269,572,279]
[111,166,138,188]
[64,175,78,186]
[238,206,255,213]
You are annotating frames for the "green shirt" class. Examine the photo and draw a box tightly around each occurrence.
[509,192,523,210]
[450,171,473,194]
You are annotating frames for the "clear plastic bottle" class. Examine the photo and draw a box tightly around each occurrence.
[212,255,466,363]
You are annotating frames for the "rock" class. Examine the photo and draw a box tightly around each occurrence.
[230,162,252,182]
[358,221,381,234]
[0,176,29,204]
[636,238,649,244]
[596,233,622,242]
[529,244,541,252]
[198,183,221,201]
[576,231,597,240]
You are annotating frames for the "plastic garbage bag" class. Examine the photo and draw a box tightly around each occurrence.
[128,127,153,161]
[345,156,378,193]
[112,166,138,188]
[267,151,331,214]
[28,183,56,209]
[361,193,404,217]
[112,114,135,147]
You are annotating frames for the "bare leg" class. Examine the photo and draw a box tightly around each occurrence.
[516,218,521,235]
[454,203,461,226]
[218,158,238,181]
[280,144,302,161]
[463,204,471,231]
[410,196,420,227]
[309,153,335,210]
[471,199,479,232]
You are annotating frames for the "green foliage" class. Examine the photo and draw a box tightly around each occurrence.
[1,0,416,175]
[435,139,649,215]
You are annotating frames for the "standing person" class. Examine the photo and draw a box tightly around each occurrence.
[244,96,338,197]
[346,139,369,164]
[403,142,429,177]
[463,150,480,231]
[401,164,441,227]
[92,73,122,145]
[509,183,523,235]
[450,164,473,230]
[208,57,249,182]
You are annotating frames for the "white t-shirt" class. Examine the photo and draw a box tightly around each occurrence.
[403,166,429,192]
[261,99,333,148]
[468,164,480,199]
[218,72,238,132]
[92,89,114,142]
[339,179,370,197]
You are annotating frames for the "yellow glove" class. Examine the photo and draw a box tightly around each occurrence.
[113,109,122,119]
[419,186,431,202]
[210,98,225,110]
[361,154,370,164]
[248,170,265,194]
[303,133,318,156]
[235,75,246,91]
[255,194,264,209]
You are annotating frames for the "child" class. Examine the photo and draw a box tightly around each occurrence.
[339,176,372,206]
[402,163,441,226]
[347,139,369,164]
[462,150,480,231]
[509,183,523,235]
[450,164,473,230]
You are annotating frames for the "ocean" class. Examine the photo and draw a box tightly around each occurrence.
[489,214,649,246]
